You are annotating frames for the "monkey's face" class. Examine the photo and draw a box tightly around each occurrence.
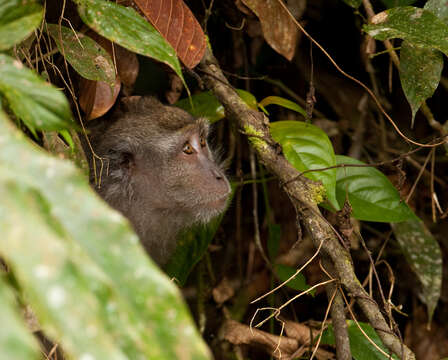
[89,97,231,263]
[131,122,231,224]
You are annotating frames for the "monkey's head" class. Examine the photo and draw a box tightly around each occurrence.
[88,96,231,264]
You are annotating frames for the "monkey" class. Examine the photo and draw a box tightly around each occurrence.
[85,96,231,265]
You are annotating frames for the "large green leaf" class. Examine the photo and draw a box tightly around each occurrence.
[0,54,74,132]
[0,0,43,50]
[364,7,448,57]
[165,217,223,286]
[270,121,339,210]
[46,24,116,87]
[335,155,417,222]
[0,110,211,359]
[75,0,185,85]
[0,277,41,360]
[175,89,258,123]
[321,321,399,360]
[399,41,443,126]
[259,96,307,118]
[425,0,448,23]
[391,219,442,321]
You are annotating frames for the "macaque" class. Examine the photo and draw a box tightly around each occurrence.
[86,96,231,265]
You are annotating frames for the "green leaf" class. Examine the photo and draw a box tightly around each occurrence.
[259,96,307,117]
[335,155,417,222]
[75,0,185,86]
[0,110,211,359]
[321,321,399,360]
[0,54,74,132]
[267,224,281,260]
[342,0,362,8]
[165,184,235,285]
[0,0,43,50]
[425,0,448,23]
[165,216,224,286]
[391,219,442,321]
[0,277,41,360]
[381,0,417,8]
[364,7,448,57]
[274,264,314,295]
[270,121,339,210]
[175,89,257,123]
[399,41,443,126]
[46,24,116,87]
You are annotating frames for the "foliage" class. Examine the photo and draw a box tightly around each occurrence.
[321,321,399,360]
[1,0,447,359]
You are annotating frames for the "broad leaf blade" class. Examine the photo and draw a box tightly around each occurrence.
[241,0,299,60]
[0,0,43,50]
[391,219,442,321]
[364,7,448,57]
[259,96,307,117]
[0,183,141,360]
[0,54,74,132]
[0,278,41,360]
[274,264,314,295]
[76,0,185,85]
[175,90,257,122]
[322,321,399,360]
[46,24,116,87]
[134,0,206,68]
[425,0,448,23]
[270,121,339,210]
[0,110,211,360]
[399,41,443,126]
[165,217,224,286]
[335,155,417,222]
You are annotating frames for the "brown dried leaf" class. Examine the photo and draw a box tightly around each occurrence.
[88,31,139,92]
[241,0,299,60]
[79,76,121,120]
[133,0,206,68]
[78,31,140,119]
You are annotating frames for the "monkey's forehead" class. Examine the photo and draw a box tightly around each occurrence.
[118,107,209,134]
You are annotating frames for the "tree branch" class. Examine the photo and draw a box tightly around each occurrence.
[199,47,415,360]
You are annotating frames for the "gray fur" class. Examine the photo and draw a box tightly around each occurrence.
[86,96,230,265]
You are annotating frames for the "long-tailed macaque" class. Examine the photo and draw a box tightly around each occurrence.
[86,96,231,265]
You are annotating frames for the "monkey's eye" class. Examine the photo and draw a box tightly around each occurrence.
[183,142,194,154]
[200,136,206,148]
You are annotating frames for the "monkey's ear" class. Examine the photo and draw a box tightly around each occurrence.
[119,151,135,172]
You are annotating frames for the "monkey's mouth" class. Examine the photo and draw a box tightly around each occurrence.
[199,190,230,212]
[205,194,229,209]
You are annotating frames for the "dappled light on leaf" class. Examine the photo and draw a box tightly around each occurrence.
[399,41,443,127]
[0,54,74,132]
[392,219,442,322]
[0,0,43,51]
[0,110,212,359]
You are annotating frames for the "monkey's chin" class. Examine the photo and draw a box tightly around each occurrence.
[196,195,229,222]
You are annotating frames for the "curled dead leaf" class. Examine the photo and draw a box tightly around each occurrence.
[79,76,121,120]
